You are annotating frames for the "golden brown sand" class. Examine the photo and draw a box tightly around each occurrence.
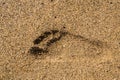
[0,0,120,80]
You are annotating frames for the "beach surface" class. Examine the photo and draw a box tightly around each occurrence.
[0,0,120,80]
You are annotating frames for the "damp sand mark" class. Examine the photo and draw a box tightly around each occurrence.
[29,29,109,57]
[29,30,66,56]
[29,47,48,55]
[33,31,52,45]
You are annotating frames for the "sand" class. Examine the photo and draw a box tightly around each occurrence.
[0,0,120,80]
